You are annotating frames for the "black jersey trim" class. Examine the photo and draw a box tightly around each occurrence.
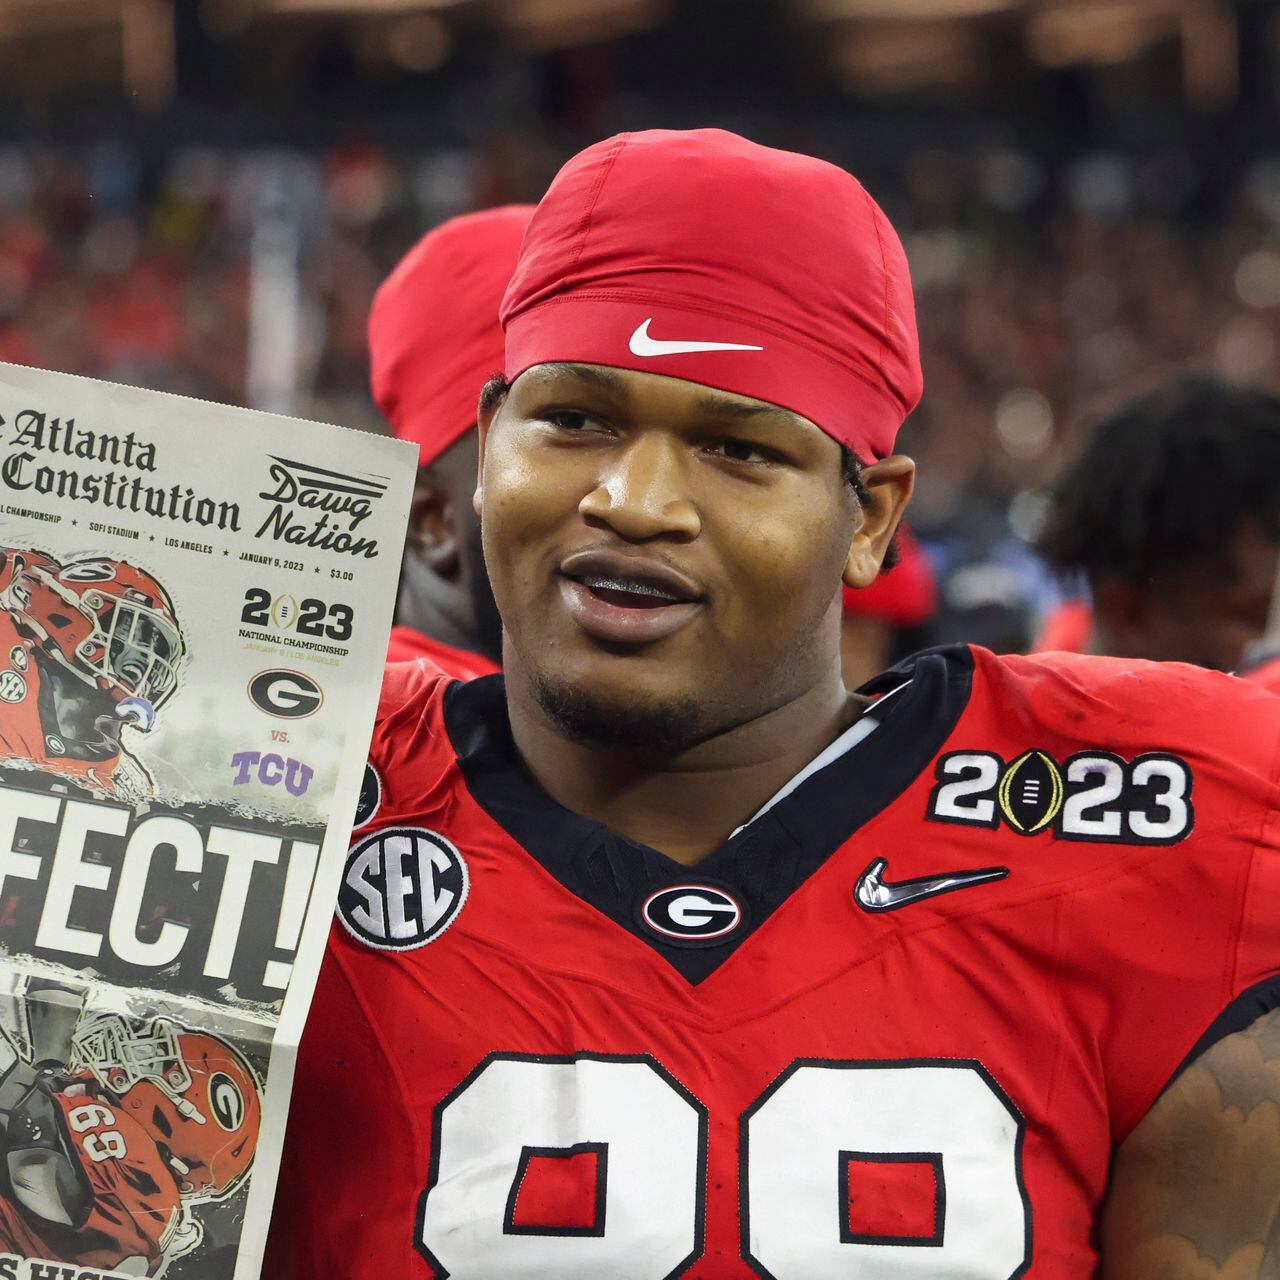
[442,646,975,983]
[1160,972,1280,1098]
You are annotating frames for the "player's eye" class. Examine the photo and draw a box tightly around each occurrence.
[708,438,779,465]
[540,409,600,432]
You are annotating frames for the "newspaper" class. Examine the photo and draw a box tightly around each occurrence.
[0,362,415,1280]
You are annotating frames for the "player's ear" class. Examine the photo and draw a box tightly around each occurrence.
[474,381,504,518]
[842,455,915,590]
[408,470,460,577]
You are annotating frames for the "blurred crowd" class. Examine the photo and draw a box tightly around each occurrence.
[2,131,1279,643]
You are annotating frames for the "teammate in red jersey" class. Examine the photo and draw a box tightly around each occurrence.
[839,523,935,687]
[1243,564,1280,692]
[0,549,184,798]
[271,130,1280,1279]
[370,206,533,676]
[0,1012,260,1275]
[1249,655,1280,696]
[1036,376,1280,671]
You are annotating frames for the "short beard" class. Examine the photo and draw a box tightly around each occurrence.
[533,673,707,756]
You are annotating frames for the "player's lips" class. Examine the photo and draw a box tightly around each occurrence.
[558,550,704,645]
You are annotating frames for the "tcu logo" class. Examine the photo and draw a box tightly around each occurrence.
[230,750,314,797]
[338,827,468,951]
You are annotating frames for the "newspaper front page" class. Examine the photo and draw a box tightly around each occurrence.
[0,362,415,1280]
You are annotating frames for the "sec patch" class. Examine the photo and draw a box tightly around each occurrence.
[338,827,469,952]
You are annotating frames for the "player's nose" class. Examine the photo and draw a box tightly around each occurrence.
[578,436,701,543]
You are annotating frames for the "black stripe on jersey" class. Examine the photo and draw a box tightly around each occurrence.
[442,646,975,983]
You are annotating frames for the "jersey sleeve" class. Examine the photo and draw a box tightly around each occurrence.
[1104,669,1280,1140]
[357,659,464,827]
[988,650,1280,1144]
[51,1095,180,1270]
[1229,699,1280,1002]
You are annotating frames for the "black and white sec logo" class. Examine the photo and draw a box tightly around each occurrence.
[247,669,323,719]
[338,827,469,952]
[354,762,381,828]
[639,884,744,947]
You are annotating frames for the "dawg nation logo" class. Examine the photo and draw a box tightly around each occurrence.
[254,454,389,559]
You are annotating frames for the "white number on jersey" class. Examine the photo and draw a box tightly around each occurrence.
[418,1054,1029,1279]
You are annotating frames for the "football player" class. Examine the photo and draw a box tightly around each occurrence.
[1250,656,1280,691]
[1036,376,1280,671]
[0,1012,259,1275]
[1241,557,1280,692]
[0,550,184,798]
[369,206,533,675]
[270,131,1280,1278]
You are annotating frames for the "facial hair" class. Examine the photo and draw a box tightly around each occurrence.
[531,671,707,756]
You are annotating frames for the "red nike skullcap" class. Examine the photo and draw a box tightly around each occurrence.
[841,525,936,626]
[370,204,534,467]
[501,129,922,460]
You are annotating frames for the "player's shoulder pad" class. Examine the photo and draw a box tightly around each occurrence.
[359,658,464,823]
[976,647,1280,787]
[375,655,452,723]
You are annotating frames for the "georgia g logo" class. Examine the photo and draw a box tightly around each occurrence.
[338,827,469,952]
[640,884,744,946]
[208,1072,246,1132]
[247,669,323,719]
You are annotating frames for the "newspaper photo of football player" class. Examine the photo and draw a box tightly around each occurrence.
[0,1000,261,1278]
[0,549,185,801]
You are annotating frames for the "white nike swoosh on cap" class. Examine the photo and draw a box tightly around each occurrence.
[628,318,764,357]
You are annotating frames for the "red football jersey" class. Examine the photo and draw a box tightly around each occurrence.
[271,645,1280,1279]
[385,625,500,678]
[0,1086,181,1272]
[1031,601,1092,654]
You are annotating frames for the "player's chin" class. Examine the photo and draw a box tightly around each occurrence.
[531,659,711,754]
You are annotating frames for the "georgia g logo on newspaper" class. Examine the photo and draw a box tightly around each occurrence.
[247,669,323,719]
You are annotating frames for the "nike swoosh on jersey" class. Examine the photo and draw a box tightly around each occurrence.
[628,318,764,357]
[854,857,1009,913]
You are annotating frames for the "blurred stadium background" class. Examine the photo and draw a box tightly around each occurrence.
[2,0,1279,647]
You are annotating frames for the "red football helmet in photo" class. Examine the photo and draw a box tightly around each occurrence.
[11,556,185,714]
[70,1015,262,1201]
